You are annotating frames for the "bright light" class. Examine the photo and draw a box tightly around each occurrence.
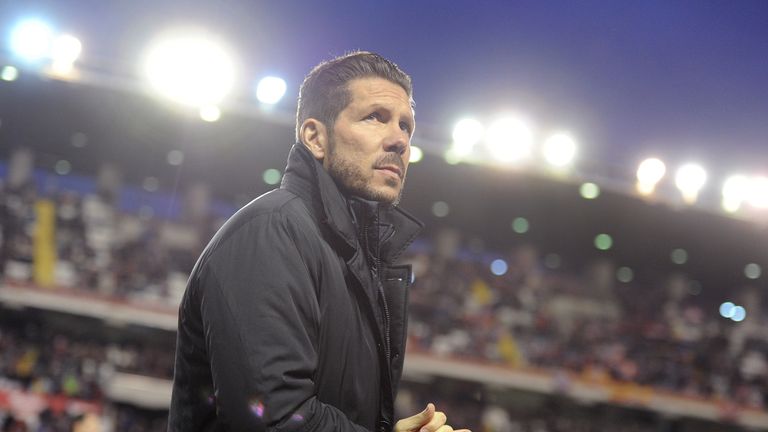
[542,133,577,167]
[722,174,750,213]
[748,176,768,209]
[745,263,761,280]
[1,66,19,81]
[54,160,71,175]
[594,233,613,251]
[719,302,735,318]
[432,201,450,217]
[451,118,484,156]
[10,19,53,61]
[485,117,533,163]
[580,183,600,200]
[511,217,529,234]
[409,146,424,163]
[636,158,666,195]
[670,248,688,265]
[731,306,746,322]
[616,267,634,283]
[262,169,282,185]
[50,34,82,73]
[144,31,236,107]
[675,163,707,204]
[256,76,287,104]
[199,105,221,122]
[490,259,508,276]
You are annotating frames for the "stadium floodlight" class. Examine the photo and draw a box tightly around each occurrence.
[748,176,768,209]
[542,132,577,168]
[451,118,484,157]
[485,117,533,163]
[50,34,82,74]
[10,19,54,61]
[256,76,287,105]
[636,157,666,195]
[721,174,750,213]
[674,163,707,204]
[143,31,236,107]
[409,146,424,163]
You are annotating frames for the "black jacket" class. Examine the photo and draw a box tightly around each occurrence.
[168,143,423,431]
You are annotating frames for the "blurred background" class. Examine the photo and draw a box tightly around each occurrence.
[0,0,767,431]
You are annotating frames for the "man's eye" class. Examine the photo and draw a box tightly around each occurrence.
[364,112,381,121]
[399,121,412,134]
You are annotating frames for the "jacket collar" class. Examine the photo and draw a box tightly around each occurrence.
[280,143,423,264]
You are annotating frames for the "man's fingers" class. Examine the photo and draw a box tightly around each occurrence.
[419,411,447,432]
[394,403,435,431]
[434,426,453,432]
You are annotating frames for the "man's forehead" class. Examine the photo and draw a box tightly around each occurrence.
[347,77,414,110]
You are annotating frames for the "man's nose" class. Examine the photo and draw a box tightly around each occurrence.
[383,125,409,155]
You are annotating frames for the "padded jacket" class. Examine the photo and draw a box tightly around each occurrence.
[168,143,423,431]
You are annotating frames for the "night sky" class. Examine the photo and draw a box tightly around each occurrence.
[2,0,767,175]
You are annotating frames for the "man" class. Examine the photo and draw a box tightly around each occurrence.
[168,52,468,432]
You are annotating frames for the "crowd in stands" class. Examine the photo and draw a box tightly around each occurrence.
[404,245,768,410]
[1,170,767,430]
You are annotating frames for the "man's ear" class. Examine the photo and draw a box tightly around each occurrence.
[299,118,329,161]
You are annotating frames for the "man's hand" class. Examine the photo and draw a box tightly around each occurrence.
[394,403,471,432]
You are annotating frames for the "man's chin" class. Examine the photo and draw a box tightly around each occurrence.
[359,186,401,206]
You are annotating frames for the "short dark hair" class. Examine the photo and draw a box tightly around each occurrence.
[296,51,413,142]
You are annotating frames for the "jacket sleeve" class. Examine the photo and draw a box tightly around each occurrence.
[196,211,370,431]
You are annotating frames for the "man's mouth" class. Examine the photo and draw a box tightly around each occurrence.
[375,165,403,179]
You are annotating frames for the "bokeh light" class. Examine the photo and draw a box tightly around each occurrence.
[636,158,666,195]
[719,301,735,318]
[256,76,287,105]
[594,234,613,251]
[731,306,746,322]
[670,248,688,265]
[744,263,761,280]
[262,168,282,185]
[432,201,450,217]
[580,183,600,199]
[616,266,634,283]
[485,117,533,163]
[675,163,707,204]
[1,66,19,81]
[721,174,750,213]
[144,31,236,107]
[54,160,71,175]
[409,146,423,163]
[542,133,577,168]
[511,217,529,234]
[50,34,82,73]
[451,118,484,156]
[490,259,508,276]
[10,19,53,61]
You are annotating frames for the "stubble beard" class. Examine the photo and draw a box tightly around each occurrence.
[326,139,405,206]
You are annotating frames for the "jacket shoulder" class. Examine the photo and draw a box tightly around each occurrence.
[197,189,319,268]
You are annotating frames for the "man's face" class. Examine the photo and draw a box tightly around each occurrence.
[324,77,414,205]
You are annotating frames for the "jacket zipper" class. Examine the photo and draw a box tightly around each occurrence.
[365,208,391,363]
